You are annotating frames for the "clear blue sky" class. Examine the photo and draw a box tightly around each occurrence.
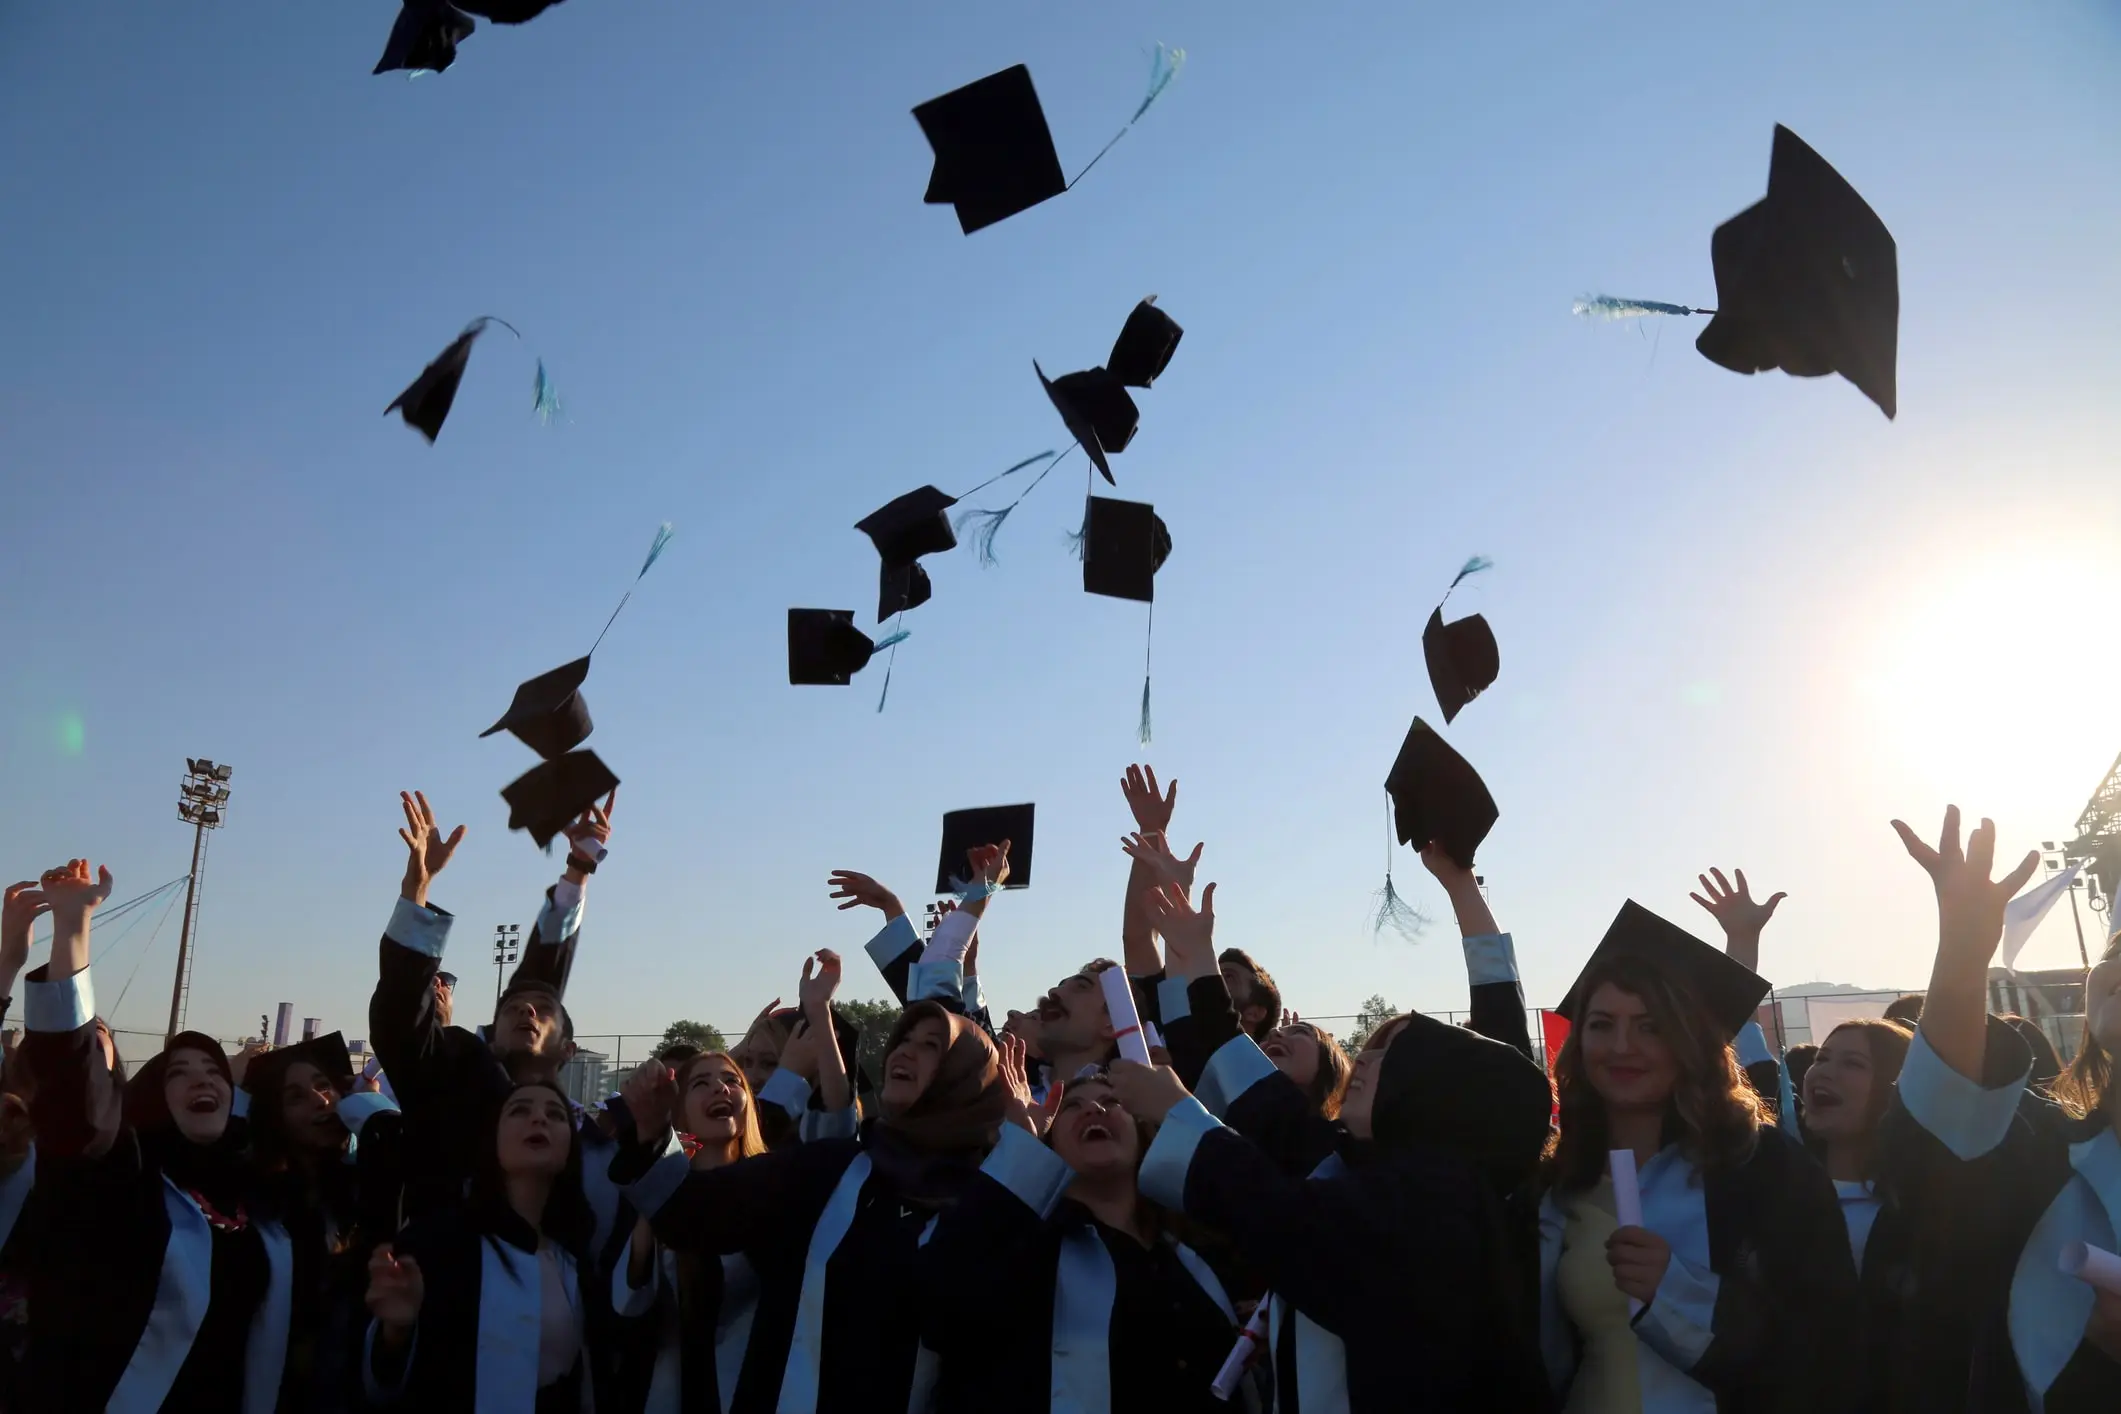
[5,0,2120,1050]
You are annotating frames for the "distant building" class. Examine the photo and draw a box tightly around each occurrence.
[558,1049,610,1106]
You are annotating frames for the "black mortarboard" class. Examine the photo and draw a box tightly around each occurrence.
[479,656,592,760]
[1107,299,1184,389]
[242,1031,354,1098]
[1037,363,1137,485]
[1081,496,1172,604]
[1559,901,1772,1040]
[386,323,488,442]
[856,486,959,567]
[913,65,1068,236]
[1696,125,1899,419]
[936,804,1036,893]
[457,0,567,21]
[501,750,619,849]
[373,0,476,75]
[1385,718,1498,869]
[788,610,898,686]
[879,562,932,623]
[1423,608,1498,725]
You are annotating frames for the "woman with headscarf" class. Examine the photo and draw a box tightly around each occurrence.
[610,968,1006,1414]
[1537,899,1861,1414]
[1882,807,2121,1412]
[16,859,294,1410]
[243,1030,401,1412]
[610,1048,770,1414]
[363,1074,607,1411]
[920,1037,1240,1413]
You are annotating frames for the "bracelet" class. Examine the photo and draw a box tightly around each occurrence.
[566,854,599,876]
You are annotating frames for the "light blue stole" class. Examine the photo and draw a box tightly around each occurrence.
[1267,1152,1351,1414]
[474,1237,586,1414]
[2011,1126,2121,1410]
[1049,1223,1236,1414]
[108,1177,293,1414]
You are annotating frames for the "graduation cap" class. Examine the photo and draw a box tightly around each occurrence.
[1423,557,1499,725]
[1559,901,1771,1040]
[1573,125,1898,420]
[788,610,908,687]
[480,656,592,760]
[241,1031,354,1098]
[913,48,1186,236]
[857,486,959,568]
[1081,496,1171,604]
[501,750,620,850]
[1037,364,1137,485]
[1385,718,1498,870]
[373,0,476,76]
[385,317,560,443]
[879,562,933,622]
[936,804,1035,893]
[1106,298,1184,388]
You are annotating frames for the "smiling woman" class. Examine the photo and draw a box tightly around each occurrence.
[1856,541,2121,810]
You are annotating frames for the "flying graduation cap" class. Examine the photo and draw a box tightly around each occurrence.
[1080,495,1173,745]
[1424,557,1498,725]
[913,46,1186,236]
[1371,717,1498,942]
[787,610,909,687]
[856,486,958,623]
[1038,297,1185,485]
[483,524,671,847]
[385,317,563,443]
[372,0,571,77]
[1574,125,1899,419]
[936,804,1036,893]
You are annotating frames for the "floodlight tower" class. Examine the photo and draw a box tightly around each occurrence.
[168,759,233,1043]
[2060,748,2121,962]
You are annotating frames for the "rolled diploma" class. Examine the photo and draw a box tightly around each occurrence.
[2059,1240,2121,1296]
[1142,1020,1165,1051]
[361,1055,383,1081]
[1610,1149,1645,1316]
[1211,1299,1272,1400]
[1100,968,1153,1065]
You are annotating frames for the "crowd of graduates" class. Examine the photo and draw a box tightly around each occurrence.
[0,768,2115,1414]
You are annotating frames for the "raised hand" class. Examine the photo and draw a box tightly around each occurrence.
[826,870,903,919]
[1,882,48,988]
[230,1040,272,1087]
[1121,831,1203,898]
[621,1058,676,1134]
[37,860,112,929]
[966,841,1011,891]
[1891,806,2039,963]
[1147,881,1218,981]
[397,792,467,908]
[562,788,617,869]
[1105,1058,1191,1126]
[996,1032,1040,1136]
[366,1244,426,1330]
[799,949,843,1020]
[1689,867,1786,971]
[1120,763,1178,836]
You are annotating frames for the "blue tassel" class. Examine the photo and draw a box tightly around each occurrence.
[638,522,675,579]
[1450,555,1493,589]
[533,359,563,423]
[1372,873,1428,942]
[1572,295,1704,320]
[1132,42,1186,122]
[953,505,1014,567]
[1064,506,1089,561]
[1137,675,1152,745]
[873,629,911,652]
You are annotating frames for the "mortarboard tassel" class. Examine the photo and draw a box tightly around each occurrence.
[1572,295,1714,320]
[872,628,912,713]
[1137,600,1154,745]
[1450,555,1493,588]
[953,445,1077,567]
[589,521,678,656]
[1138,675,1152,745]
[1372,799,1429,942]
[955,449,1060,500]
[1069,42,1188,189]
[533,359,563,424]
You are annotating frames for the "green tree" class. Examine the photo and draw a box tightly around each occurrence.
[835,997,902,1091]
[659,1019,728,1055]
[1342,994,1398,1053]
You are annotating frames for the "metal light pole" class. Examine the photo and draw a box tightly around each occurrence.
[493,924,520,1012]
[2041,844,2094,969]
[168,759,232,1044]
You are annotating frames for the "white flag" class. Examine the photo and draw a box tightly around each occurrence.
[2002,862,2082,971]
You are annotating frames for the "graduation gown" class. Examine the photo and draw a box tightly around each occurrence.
[608,1236,762,1414]
[18,965,293,1412]
[1537,1124,1864,1414]
[612,1125,964,1414]
[919,1125,1238,1414]
[1887,1018,2121,1412]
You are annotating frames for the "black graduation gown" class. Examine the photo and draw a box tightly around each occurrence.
[19,983,287,1412]
[611,1124,962,1414]
[1541,1124,1865,1414]
[366,887,580,1222]
[366,1204,608,1413]
[1879,1017,2121,1412]
[919,1158,1236,1414]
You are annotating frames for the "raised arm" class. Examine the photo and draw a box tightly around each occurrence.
[367,792,467,1103]
[1892,808,2038,1086]
[1422,843,1531,1061]
[506,789,615,1000]
[0,880,48,1027]
[19,861,122,1162]
[1119,765,1188,980]
[1691,867,1794,1120]
[799,949,851,1116]
[829,870,918,1004]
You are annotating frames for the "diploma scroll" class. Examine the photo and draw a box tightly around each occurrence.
[1610,1149,1644,1316]
[1210,1299,1272,1400]
[1100,968,1153,1066]
[2059,1240,2121,1296]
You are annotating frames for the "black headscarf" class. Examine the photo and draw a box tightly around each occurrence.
[124,1031,252,1214]
[1369,1013,1553,1191]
